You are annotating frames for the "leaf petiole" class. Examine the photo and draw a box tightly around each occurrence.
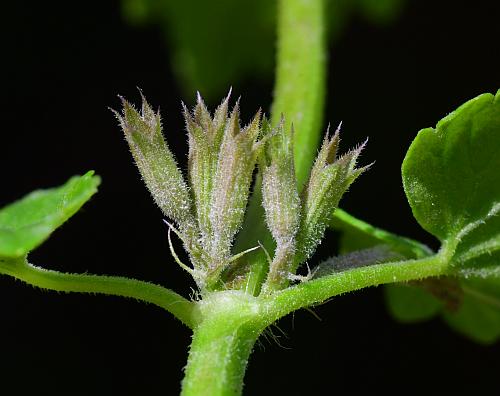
[0,257,199,328]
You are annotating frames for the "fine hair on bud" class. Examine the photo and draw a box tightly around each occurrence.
[295,123,370,269]
[114,92,368,294]
[208,102,262,266]
[181,91,264,289]
[113,94,195,235]
[261,119,302,292]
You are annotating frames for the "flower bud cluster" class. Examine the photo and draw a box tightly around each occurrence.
[261,122,369,292]
[115,92,262,290]
[115,92,367,293]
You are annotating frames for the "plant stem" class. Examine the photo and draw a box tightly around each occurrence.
[262,253,450,325]
[181,291,264,396]
[182,320,260,396]
[0,258,198,328]
[331,208,434,258]
[234,0,327,295]
[271,0,326,186]
[181,253,451,395]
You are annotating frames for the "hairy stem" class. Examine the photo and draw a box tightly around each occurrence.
[262,253,450,325]
[0,258,198,328]
[181,291,264,396]
[235,0,327,295]
[182,320,260,396]
[181,252,451,395]
[271,0,326,185]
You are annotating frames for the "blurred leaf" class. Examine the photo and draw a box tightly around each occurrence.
[122,0,276,101]
[385,283,442,322]
[356,0,406,25]
[387,278,500,345]
[121,0,406,100]
[386,278,500,345]
[444,278,500,344]
[0,172,100,258]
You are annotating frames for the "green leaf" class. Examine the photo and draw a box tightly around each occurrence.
[393,91,500,343]
[402,91,500,272]
[402,91,500,247]
[331,93,500,342]
[453,209,500,276]
[0,172,100,258]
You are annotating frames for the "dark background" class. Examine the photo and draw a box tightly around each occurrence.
[2,0,500,394]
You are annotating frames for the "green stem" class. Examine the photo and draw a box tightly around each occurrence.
[182,253,451,395]
[182,320,260,396]
[181,291,264,396]
[331,208,434,258]
[0,259,198,328]
[271,0,326,186]
[234,0,327,295]
[262,253,449,325]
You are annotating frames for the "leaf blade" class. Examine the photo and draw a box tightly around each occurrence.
[0,172,100,258]
[402,91,500,244]
[395,90,500,342]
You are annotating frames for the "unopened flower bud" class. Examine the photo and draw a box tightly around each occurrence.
[184,92,230,246]
[114,95,195,233]
[209,104,262,265]
[260,119,303,292]
[296,124,370,264]
[261,119,301,247]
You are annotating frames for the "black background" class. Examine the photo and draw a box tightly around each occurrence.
[2,1,500,395]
